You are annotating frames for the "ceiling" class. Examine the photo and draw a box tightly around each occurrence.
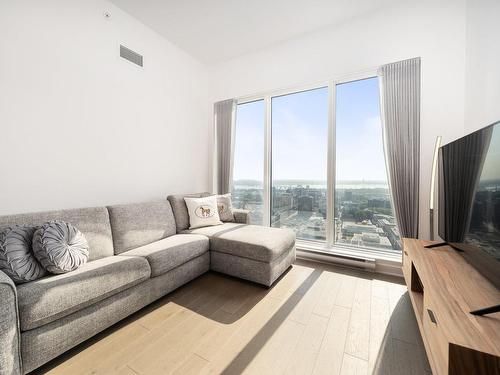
[110,0,398,65]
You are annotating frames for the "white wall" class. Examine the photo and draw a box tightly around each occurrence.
[209,0,467,240]
[0,0,210,215]
[464,0,500,133]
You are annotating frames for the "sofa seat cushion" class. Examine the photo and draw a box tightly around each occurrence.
[119,234,209,277]
[182,223,295,263]
[17,255,151,331]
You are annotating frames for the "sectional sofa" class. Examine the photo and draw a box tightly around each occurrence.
[0,194,296,375]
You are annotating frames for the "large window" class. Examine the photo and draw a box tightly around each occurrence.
[231,75,401,254]
[335,78,401,251]
[271,88,328,241]
[232,100,265,225]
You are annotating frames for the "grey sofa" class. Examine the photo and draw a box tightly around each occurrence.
[0,195,296,375]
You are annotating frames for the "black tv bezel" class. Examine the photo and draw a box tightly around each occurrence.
[437,121,500,291]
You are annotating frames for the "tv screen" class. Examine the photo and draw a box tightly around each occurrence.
[438,120,500,290]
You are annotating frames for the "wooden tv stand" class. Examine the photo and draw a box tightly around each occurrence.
[402,238,500,375]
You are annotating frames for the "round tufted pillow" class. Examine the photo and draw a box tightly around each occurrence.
[0,225,47,284]
[33,221,89,274]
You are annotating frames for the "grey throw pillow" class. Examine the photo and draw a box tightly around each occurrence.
[217,193,235,222]
[33,221,89,274]
[0,226,47,284]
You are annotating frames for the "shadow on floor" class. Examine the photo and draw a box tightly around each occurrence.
[174,264,302,324]
[219,268,323,374]
[371,292,431,375]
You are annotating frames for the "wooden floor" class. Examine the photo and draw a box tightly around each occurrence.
[34,260,431,375]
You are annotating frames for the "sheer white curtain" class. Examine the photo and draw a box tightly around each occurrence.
[379,58,421,238]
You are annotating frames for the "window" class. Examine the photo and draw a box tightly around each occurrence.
[232,100,265,225]
[230,74,401,254]
[335,77,401,251]
[271,88,328,241]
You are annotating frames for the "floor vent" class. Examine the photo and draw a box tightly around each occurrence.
[120,45,143,67]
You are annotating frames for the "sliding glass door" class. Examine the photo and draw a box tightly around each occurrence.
[231,75,401,254]
[271,88,329,241]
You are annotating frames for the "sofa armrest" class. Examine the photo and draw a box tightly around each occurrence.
[0,271,22,375]
[233,209,251,224]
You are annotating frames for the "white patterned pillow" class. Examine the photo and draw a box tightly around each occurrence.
[216,194,234,222]
[184,195,223,229]
[0,226,47,284]
[33,221,89,274]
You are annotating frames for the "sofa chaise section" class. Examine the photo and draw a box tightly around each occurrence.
[183,222,296,286]
[167,194,296,287]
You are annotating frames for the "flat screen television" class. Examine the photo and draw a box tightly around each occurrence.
[438,120,500,292]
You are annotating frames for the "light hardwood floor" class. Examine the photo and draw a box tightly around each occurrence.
[33,260,431,375]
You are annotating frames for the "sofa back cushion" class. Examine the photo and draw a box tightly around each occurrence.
[0,207,113,261]
[107,200,176,254]
[167,193,210,232]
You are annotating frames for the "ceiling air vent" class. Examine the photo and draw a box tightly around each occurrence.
[120,45,143,67]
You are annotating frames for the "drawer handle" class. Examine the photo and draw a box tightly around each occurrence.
[404,250,408,255]
[427,309,437,324]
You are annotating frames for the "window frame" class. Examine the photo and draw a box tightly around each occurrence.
[232,69,401,261]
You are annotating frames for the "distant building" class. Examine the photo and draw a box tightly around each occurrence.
[386,226,402,250]
[298,195,313,212]
[361,233,380,243]
[343,223,384,236]
[348,233,393,250]
[372,214,396,226]
[273,192,293,210]
[368,199,391,208]
[371,214,401,250]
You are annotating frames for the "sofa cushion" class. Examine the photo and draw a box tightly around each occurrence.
[184,195,223,229]
[119,234,209,277]
[32,221,89,274]
[0,207,113,261]
[182,223,295,263]
[167,193,210,232]
[216,194,235,222]
[17,255,151,331]
[107,200,177,255]
[0,226,47,284]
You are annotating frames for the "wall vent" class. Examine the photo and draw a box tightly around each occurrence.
[120,45,143,67]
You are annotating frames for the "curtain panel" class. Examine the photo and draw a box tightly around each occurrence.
[379,58,421,238]
[215,99,237,194]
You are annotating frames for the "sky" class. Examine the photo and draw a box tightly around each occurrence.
[479,123,500,181]
[232,77,388,183]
